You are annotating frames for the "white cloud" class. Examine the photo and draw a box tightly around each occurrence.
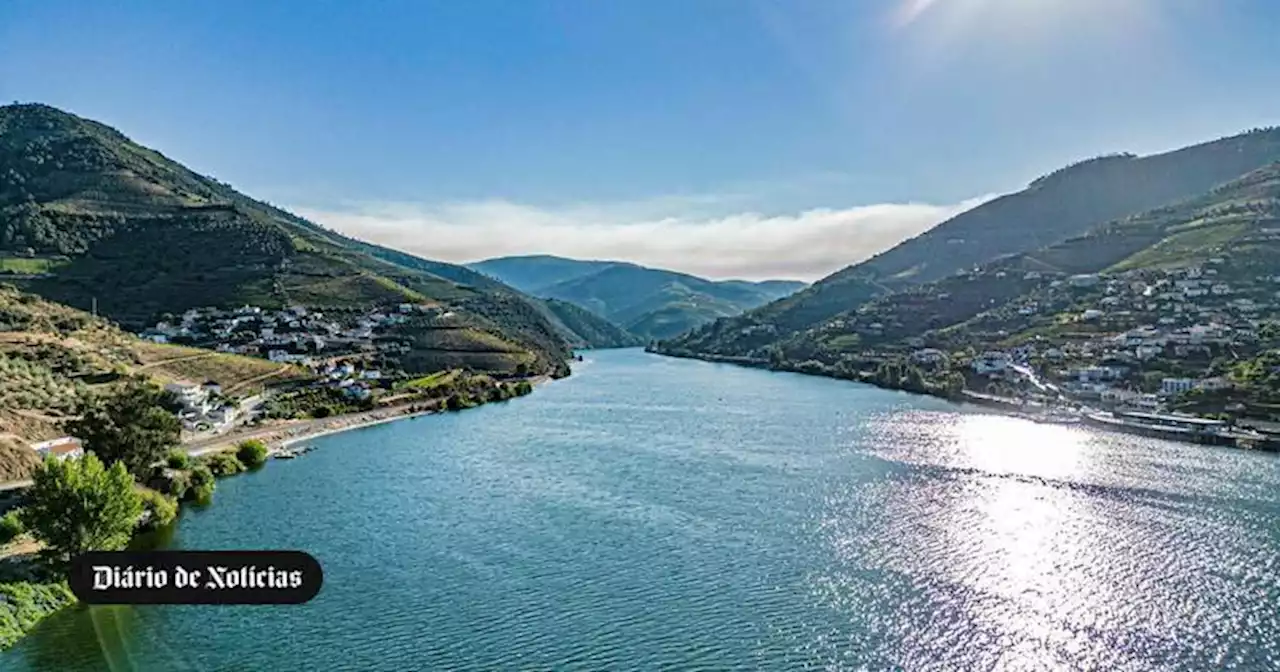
[292,194,991,283]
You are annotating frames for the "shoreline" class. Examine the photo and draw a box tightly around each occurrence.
[188,373,555,457]
[0,371,557,650]
[648,348,1280,452]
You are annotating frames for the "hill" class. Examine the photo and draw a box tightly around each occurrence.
[661,163,1280,420]
[659,127,1280,359]
[0,284,306,480]
[469,255,805,341]
[344,244,637,348]
[0,103,592,374]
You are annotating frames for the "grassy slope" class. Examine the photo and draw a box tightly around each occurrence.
[0,285,306,480]
[660,128,1280,357]
[0,103,574,375]
[771,163,1280,364]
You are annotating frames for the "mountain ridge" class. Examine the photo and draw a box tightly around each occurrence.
[0,103,629,372]
[658,126,1280,359]
[469,255,806,341]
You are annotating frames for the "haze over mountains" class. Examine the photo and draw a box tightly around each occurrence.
[0,103,636,376]
[469,256,806,341]
[657,126,1280,363]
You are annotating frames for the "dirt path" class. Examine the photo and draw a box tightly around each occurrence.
[134,351,216,372]
[222,364,294,396]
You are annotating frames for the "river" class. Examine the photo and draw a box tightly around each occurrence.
[7,348,1280,670]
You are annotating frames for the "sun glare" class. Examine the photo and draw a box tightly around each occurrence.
[952,413,1088,479]
[893,0,1157,45]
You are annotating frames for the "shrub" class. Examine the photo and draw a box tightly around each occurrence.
[136,488,178,530]
[236,440,268,468]
[446,394,476,411]
[310,406,332,419]
[163,469,192,500]
[0,509,25,544]
[0,581,77,650]
[187,465,215,502]
[200,452,245,478]
[513,381,534,396]
[165,450,191,469]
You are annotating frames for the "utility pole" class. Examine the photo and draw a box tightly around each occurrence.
[91,296,97,318]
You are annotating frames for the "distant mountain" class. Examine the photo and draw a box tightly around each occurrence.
[469,255,806,341]
[713,161,1280,371]
[0,103,611,373]
[335,243,640,348]
[658,127,1280,359]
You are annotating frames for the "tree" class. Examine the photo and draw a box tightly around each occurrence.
[20,454,142,568]
[236,440,268,468]
[65,380,182,478]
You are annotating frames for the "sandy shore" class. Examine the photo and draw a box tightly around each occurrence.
[184,400,445,457]
[0,373,556,490]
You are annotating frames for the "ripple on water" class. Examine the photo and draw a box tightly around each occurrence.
[5,350,1280,671]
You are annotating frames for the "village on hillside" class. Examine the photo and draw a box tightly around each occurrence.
[20,301,502,467]
[892,262,1280,445]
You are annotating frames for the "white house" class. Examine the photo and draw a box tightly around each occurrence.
[165,382,210,413]
[1196,376,1232,392]
[31,437,83,462]
[1069,274,1100,288]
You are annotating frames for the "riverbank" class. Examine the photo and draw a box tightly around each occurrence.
[650,348,1280,451]
[0,372,552,651]
[203,373,552,456]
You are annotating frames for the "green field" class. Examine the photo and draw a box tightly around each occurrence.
[396,369,460,391]
[0,258,64,275]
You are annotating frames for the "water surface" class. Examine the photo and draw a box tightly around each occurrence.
[8,349,1280,670]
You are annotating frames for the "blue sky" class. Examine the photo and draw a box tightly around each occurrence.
[2,0,1279,280]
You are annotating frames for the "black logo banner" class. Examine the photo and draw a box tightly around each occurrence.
[69,550,323,604]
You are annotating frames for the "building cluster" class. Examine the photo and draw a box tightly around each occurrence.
[163,380,241,432]
[141,303,447,366]
[911,263,1279,413]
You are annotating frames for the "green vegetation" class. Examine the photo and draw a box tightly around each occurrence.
[187,464,215,501]
[0,508,24,543]
[0,581,76,650]
[236,439,268,468]
[538,298,643,348]
[0,284,314,481]
[471,255,805,341]
[131,341,305,395]
[136,486,178,530]
[20,454,142,568]
[65,380,181,479]
[165,449,191,469]
[263,386,375,419]
[199,452,246,477]
[658,128,1280,360]
[0,257,63,275]
[0,103,584,377]
[397,369,459,391]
